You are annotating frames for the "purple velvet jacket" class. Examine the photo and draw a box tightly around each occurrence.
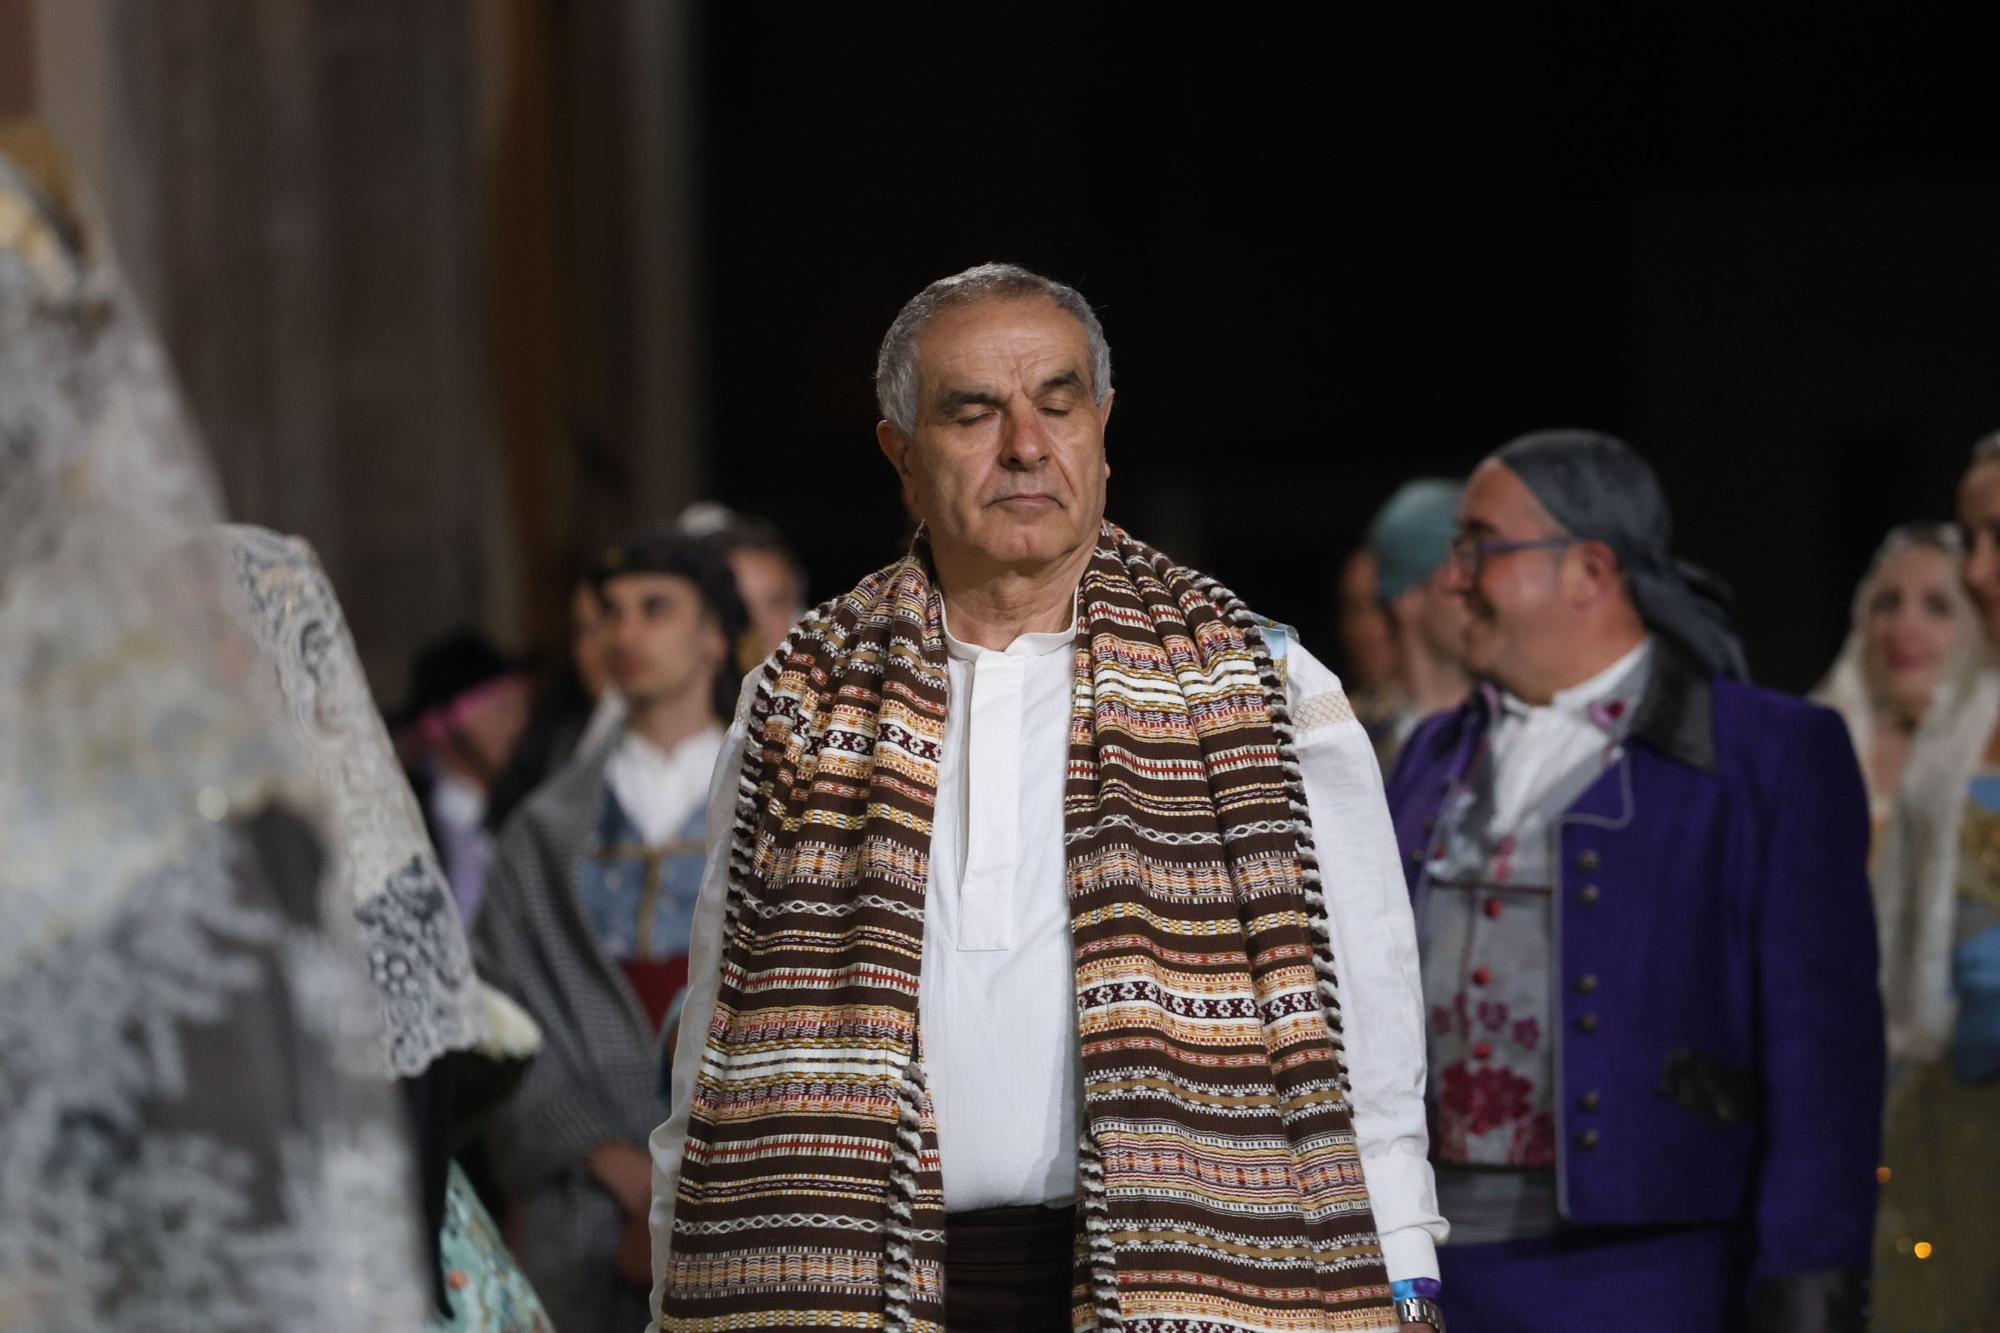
[1385,644,1884,1296]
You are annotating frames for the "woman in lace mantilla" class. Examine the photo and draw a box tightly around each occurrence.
[0,123,430,1332]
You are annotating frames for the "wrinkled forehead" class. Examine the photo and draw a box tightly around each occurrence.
[914,295,1093,398]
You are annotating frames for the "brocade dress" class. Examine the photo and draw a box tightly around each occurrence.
[1871,774,2000,1329]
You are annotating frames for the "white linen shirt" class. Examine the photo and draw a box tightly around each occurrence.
[1483,638,1654,840]
[648,618,1446,1323]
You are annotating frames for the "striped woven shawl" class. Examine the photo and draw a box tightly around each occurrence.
[663,523,1393,1331]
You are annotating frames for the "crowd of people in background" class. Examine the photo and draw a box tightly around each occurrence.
[6,128,1996,1332]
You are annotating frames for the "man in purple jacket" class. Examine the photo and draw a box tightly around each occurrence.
[1385,430,1882,1332]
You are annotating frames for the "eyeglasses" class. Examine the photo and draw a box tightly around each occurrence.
[1448,533,1576,580]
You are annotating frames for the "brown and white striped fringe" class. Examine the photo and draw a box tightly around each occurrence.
[661,522,1395,1332]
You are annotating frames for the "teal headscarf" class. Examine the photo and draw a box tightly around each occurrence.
[1368,478,1464,602]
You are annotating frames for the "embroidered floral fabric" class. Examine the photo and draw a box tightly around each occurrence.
[1420,739,1570,1171]
[1416,673,1645,1245]
[436,1163,554,1333]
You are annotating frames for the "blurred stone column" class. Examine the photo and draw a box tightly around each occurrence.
[34,0,704,697]
[81,0,513,700]
[2,0,34,116]
[475,0,707,652]
[619,0,705,528]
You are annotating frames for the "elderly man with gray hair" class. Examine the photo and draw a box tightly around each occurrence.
[647,263,1448,1331]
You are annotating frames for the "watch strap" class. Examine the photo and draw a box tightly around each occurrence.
[1394,1294,1446,1330]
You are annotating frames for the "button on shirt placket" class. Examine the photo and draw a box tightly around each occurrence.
[922,613,1082,1213]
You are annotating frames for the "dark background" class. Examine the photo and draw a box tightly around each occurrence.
[696,7,2000,692]
[18,3,1993,695]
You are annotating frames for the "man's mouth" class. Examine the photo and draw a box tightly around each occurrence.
[993,493,1059,510]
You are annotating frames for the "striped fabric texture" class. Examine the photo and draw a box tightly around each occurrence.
[662,524,1394,1332]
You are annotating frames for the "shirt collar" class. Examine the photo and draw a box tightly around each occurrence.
[941,600,1080,663]
[618,723,725,769]
[1549,636,1654,715]
[1490,636,1655,727]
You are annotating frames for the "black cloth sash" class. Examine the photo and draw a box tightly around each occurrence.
[943,1203,1077,1332]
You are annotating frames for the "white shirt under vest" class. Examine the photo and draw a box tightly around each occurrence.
[1485,637,1655,843]
[648,611,1448,1319]
[604,725,725,846]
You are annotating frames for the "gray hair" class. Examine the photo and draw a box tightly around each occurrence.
[1974,430,2000,465]
[873,262,1112,436]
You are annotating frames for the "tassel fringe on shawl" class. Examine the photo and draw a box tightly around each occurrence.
[662,524,1395,1332]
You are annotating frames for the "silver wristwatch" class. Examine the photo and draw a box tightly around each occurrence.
[1394,1295,1446,1330]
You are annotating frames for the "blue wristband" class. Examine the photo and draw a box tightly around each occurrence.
[1391,1277,1443,1301]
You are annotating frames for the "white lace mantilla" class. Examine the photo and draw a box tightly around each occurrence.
[216,525,487,1077]
[1,136,429,1328]
[0,810,430,1332]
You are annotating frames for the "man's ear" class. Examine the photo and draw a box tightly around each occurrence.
[876,420,908,479]
[1572,540,1621,603]
[877,420,922,516]
[1098,390,1114,480]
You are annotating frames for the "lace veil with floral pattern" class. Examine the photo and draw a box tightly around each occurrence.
[210,524,500,1078]
[0,127,428,1330]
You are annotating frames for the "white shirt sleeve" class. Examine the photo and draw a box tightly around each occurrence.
[1285,640,1448,1280]
[647,675,756,1326]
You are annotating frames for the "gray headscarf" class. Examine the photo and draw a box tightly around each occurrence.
[1496,429,1749,681]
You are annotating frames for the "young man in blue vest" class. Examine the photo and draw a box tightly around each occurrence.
[478,527,747,1332]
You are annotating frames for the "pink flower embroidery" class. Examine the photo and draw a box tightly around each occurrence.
[1509,1111,1556,1167]
[1512,1016,1541,1051]
[1440,1062,1533,1138]
[1477,999,1511,1032]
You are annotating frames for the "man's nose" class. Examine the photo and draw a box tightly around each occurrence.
[999,404,1051,468]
